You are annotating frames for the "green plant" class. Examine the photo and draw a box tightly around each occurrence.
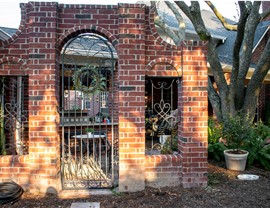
[161,135,178,154]
[208,117,222,144]
[257,145,270,170]
[222,113,253,153]
[254,121,270,139]
[243,122,270,169]
[208,142,227,161]
[207,117,226,161]
[85,127,94,133]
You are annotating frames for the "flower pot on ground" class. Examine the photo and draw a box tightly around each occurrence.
[224,149,249,171]
[222,113,253,171]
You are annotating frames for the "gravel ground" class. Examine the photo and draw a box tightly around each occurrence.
[2,162,270,208]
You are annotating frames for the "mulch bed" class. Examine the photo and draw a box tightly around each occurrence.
[2,161,270,208]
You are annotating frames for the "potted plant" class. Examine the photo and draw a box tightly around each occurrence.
[85,127,94,137]
[222,114,252,171]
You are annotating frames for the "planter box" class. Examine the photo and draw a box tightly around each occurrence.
[224,149,249,171]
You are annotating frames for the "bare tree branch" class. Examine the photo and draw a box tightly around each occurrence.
[236,2,261,108]
[174,1,230,121]
[243,36,270,117]
[205,1,237,31]
[175,1,211,41]
[260,8,270,20]
[229,1,249,111]
[151,1,180,45]
[155,1,270,123]
[164,1,185,42]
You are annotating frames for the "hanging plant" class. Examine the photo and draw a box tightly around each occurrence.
[72,65,106,94]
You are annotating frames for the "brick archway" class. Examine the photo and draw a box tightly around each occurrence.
[0,56,28,75]
[146,57,181,77]
[57,25,119,51]
[0,2,208,193]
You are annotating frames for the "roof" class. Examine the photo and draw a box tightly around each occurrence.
[159,4,270,66]
[163,9,233,41]
[216,20,270,65]
[0,26,17,41]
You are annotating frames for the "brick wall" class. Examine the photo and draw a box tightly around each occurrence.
[145,155,182,187]
[0,2,208,193]
[178,42,208,187]
[0,156,30,190]
[117,4,146,192]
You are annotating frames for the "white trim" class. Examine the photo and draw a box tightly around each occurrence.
[252,26,270,53]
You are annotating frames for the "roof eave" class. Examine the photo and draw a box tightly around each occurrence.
[207,63,270,84]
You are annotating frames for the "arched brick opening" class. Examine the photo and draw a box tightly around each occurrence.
[0,56,27,75]
[57,25,119,51]
[146,57,181,77]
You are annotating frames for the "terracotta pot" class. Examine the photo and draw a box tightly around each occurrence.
[224,149,249,171]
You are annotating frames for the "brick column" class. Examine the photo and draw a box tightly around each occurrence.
[27,2,60,193]
[179,41,208,188]
[117,3,146,192]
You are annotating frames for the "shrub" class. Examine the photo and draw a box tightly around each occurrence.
[207,117,226,161]
[208,117,222,144]
[207,116,270,170]
[257,145,270,170]
[208,142,227,161]
[243,122,270,170]
[222,113,253,153]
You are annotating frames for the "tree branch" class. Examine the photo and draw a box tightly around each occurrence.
[175,1,211,41]
[205,1,237,31]
[175,0,230,118]
[175,1,228,90]
[260,8,270,20]
[229,1,249,111]
[236,1,261,109]
[208,77,222,122]
[151,1,180,45]
[243,36,270,118]
[165,1,185,42]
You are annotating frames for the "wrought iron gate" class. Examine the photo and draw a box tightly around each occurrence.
[60,33,117,189]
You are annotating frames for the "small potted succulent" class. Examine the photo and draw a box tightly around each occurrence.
[85,127,94,137]
[222,114,252,171]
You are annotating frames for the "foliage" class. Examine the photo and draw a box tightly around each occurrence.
[243,122,270,170]
[254,121,270,139]
[161,135,178,154]
[208,117,222,144]
[85,127,94,133]
[256,145,270,170]
[208,142,227,161]
[222,113,253,152]
[207,115,270,169]
[207,117,226,161]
